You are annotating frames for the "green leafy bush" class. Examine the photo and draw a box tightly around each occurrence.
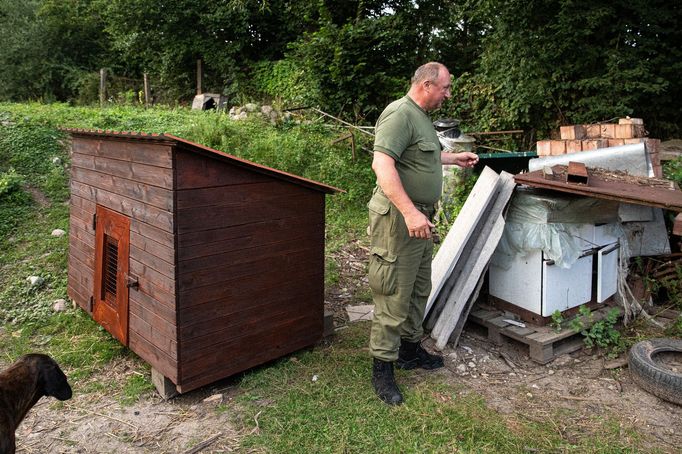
[0,168,23,198]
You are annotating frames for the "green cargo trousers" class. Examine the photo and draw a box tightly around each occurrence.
[367,188,435,362]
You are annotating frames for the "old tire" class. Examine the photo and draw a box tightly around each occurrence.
[628,338,682,405]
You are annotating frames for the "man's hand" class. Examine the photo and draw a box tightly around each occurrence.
[372,152,434,240]
[442,151,479,168]
[404,209,435,239]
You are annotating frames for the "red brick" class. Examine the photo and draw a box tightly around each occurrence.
[615,124,646,139]
[582,139,607,150]
[624,138,644,144]
[536,140,552,156]
[649,152,661,166]
[653,164,663,178]
[600,124,617,138]
[560,125,586,140]
[550,140,567,156]
[618,117,644,125]
[607,139,626,147]
[566,140,583,153]
[584,124,601,139]
[642,138,660,154]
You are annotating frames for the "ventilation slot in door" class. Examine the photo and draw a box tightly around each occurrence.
[103,235,119,306]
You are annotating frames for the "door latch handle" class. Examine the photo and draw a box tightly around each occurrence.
[126,275,139,290]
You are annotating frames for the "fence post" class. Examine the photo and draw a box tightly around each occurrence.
[196,59,203,95]
[99,68,107,107]
[143,73,151,107]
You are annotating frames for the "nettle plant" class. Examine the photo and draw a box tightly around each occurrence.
[569,306,624,354]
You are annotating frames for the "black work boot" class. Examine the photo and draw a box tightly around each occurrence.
[397,340,445,370]
[371,359,403,405]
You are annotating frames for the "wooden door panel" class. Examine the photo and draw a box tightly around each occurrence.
[94,205,130,345]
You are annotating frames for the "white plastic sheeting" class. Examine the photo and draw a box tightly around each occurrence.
[528,143,652,177]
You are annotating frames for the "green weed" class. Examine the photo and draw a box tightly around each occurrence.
[236,321,644,453]
[569,306,625,355]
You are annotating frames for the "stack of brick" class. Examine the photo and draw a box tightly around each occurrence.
[536,118,662,177]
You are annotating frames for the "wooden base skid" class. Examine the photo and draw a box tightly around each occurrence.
[468,304,621,364]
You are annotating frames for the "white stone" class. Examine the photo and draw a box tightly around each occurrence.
[456,364,467,373]
[203,394,223,403]
[27,276,44,287]
[312,375,319,382]
[548,369,555,375]
[52,157,62,165]
[467,361,476,369]
[244,103,258,112]
[53,299,67,312]
[51,229,66,237]
[261,105,274,115]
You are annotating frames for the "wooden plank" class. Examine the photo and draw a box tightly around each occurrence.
[130,256,175,294]
[176,193,322,233]
[130,231,175,265]
[425,167,501,316]
[178,234,320,277]
[179,297,318,355]
[88,154,173,189]
[178,318,318,387]
[70,193,96,211]
[130,219,174,249]
[129,311,178,360]
[129,290,176,325]
[71,180,174,232]
[72,137,173,168]
[68,234,95,269]
[129,299,177,340]
[178,216,322,261]
[176,180,305,209]
[129,331,177,382]
[68,255,94,298]
[72,164,174,211]
[179,248,319,290]
[130,245,175,280]
[129,268,176,306]
[174,149,271,190]
[178,272,322,318]
[178,214,321,249]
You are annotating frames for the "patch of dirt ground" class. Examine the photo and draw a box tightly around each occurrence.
[9,242,682,453]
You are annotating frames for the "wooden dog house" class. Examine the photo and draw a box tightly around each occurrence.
[66,129,340,394]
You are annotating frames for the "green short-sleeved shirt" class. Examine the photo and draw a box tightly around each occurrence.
[373,96,442,205]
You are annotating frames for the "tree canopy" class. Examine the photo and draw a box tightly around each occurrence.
[0,0,679,138]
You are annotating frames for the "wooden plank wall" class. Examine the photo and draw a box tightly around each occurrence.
[174,149,325,391]
[68,137,179,381]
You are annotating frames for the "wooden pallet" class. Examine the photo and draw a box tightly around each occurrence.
[467,304,621,364]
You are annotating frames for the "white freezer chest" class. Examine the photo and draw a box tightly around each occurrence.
[489,223,620,317]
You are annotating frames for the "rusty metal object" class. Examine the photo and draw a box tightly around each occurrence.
[515,165,682,212]
[566,161,589,185]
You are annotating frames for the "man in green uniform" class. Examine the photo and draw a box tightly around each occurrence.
[368,62,479,405]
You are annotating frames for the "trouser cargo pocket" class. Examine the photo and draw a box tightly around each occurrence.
[368,247,397,295]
